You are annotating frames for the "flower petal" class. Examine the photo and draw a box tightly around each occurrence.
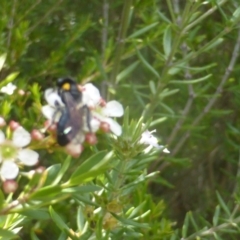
[0,161,19,179]
[45,88,64,107]
[42,105,56,120]
[89,118,101,132]
[101,100,124,117]
[18,149,39,166]
[140,130,159,145]
[0,130,5,144]
[103,118,122,136]
[163,148,170,154]
[82,83,101,107]
[13,127,31,147]
[0,83,17,95]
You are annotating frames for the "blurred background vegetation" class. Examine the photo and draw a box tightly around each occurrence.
[1,0,240,239]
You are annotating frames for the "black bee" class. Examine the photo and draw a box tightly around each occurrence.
[55,77,91,146]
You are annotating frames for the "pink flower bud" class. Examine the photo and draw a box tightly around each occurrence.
[99,98,106,107]
[85,133,97,145]
[65,143,84,158]
[9,121,20,131]
[100,122,110,133]
[3,180,18,194]
[31,129,44,141]
[18,89,25,96]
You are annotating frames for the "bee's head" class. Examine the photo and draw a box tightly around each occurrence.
[57,77,82,101]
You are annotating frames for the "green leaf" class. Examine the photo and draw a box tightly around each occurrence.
[149,80,156,95]
[152,176,174,188]
[213,232,221,240]
[133,210,150,220]
[122,107,129,135]
[52,156,71,185]
[182,212,189,238]
[57,232,68,240]
[68,151,113,185]
[116,61,139,83]
[49,206,70,231]
[231,6,240,22]
[213,205,220,226]
[79,230,93,240]
[30,230,41,240]
[76,207,85,231]
[128,22,159,39]
[0,54,6,71]
[159,102,174,115]
[216,191,231,216]
[30,185,62,199]
[203,38,224,52]
[159,88,179,99]
[172,63,217,72]
[169,74,212,84]
[63,185,102,193]
[111,213,149,228]
[149,117,167,127]
[136,48,160,79]
[74,195,99,207]
[156,10,171,23]
[0,72,19,89]
[188,211,199,231]
[0,229,17,240]
[163,25,172,58]
[0,189,4,208]
[128,201,146,218]
[19,209,50,220]
[45,164,61,185]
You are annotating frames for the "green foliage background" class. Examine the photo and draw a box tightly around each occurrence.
[1,0,240,239]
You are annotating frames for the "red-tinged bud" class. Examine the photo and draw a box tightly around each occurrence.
[0,117,6,127]
[31,129,44,141]
[35,166,46,174]
[85,133,97,145]
[44,120,56,132]
[18,89,25,96]
[65,143,84,158]
[3,180,18,194]
[99,98,106,107]
[100,122,110,133]
[9,121,20,131]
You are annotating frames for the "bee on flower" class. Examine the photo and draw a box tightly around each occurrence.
[41,78,124,157]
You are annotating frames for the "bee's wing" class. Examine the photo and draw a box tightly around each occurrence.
[59,91,85,143]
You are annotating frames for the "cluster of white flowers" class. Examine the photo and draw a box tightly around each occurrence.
[42,82,124,156]
[0,81,169,190]
[0,126,39,181]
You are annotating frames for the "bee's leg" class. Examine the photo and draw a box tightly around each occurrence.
[83,105,92,132]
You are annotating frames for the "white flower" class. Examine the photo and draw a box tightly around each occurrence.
[0,83,17,95]
[43,83,124,136]
[0,127,39,180]
[140,129,170,153]
[82,83,101,108]
[82,83,124,136]
[42,88,64,122]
